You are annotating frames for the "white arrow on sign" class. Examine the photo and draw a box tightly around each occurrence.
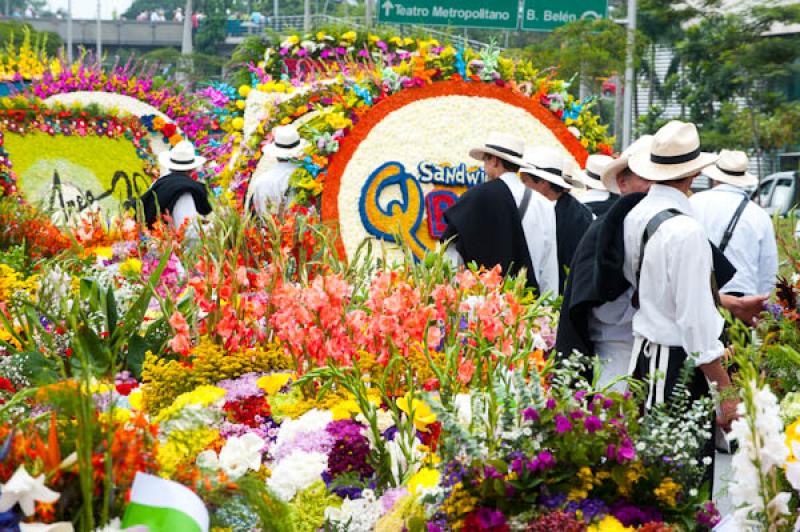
[580,10,602,20]
[382,0,394,16]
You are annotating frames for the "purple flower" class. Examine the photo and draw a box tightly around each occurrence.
[539,491,567,509]
[380,487,409,512]
[616,438,636,462]
[376,40,388,51]
[610,501,663,527]
[570,410,585,420]
[469,508,507,529]
[696,501,721,528]
[603,398,615,409]
[537,450,555,469]
[358,49,370,58]
[584,415,603,434]
[523,407,540,422]
[575,391,587,402]
[216,372,265,401]
[566,498,608,522]
[606,444,617,460]
[546,398,557,410]
[554,415,572,434]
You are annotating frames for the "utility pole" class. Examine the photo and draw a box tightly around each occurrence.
[66,0,73,64]
[274,0,279,30]
[622,0,636,149]
[96,0,102,61]
[304,0,311,31]
[365,0,372,29]
[182,0,193,55]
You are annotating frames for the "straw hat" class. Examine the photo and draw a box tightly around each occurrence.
[468,132,525,166]
[519,147,573,190]
[158,140,207,172]
[570,154,615,190]
[702,149,757,188]
[263,125,309,160]
[628,121,717,182]
[600,135,654,194]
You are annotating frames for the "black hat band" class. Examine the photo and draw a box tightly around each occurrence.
[485,144,522,159]
[586,170,601,180]
[718,165,746,176]
[537,166,563,177]
[650,147,701,165]
[275,139,301,149]
[171,157,197,165]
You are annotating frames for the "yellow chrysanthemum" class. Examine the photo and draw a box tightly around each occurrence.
[654,477,681,508]
[256,373,293,396]
[407,468,440,495]
[119,258,143,276]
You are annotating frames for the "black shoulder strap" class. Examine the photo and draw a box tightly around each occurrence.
[518,187,532,220]
[632,208,683,308]
[719,195,749,253]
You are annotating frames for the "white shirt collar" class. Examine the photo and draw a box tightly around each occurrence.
[648,183,693,213]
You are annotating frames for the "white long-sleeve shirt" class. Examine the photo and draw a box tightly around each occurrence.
[623,184,724,366]
[689,184,778,295]
[580,189,611,204]
[247,161,296,215]
[445,172,559,296]
[172,193,200,241]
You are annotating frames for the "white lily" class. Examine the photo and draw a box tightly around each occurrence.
[0,465,60,516]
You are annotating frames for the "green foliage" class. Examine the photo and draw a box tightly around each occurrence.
[519,19,634,96]
[0,20,60,56]
[123,0,184,19]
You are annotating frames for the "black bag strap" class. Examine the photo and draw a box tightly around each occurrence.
[632,208,683,309]
[719,195,749,253]
[518,187,532,220]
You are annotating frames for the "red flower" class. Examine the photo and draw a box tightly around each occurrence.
[162,123,178,138]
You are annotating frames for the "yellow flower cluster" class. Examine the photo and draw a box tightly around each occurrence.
[141,339,293,414]
[407,467,440,495]
[441,481,479,530]
[616,461,645,498]
[654,477,681,508]
[569,466,599,500]
[588,516,634,532]
[786,418,800,462]
[154,385,227,424]
[0,29,51,81]
[157,427,220,478]
[0,264,38,303]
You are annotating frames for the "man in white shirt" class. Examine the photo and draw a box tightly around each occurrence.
[137,141,212,241]
[623,121,737,434]
[247,125,308,216]
[690,150,777,301]
[442,133,559,296]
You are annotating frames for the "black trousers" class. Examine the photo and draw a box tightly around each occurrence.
[632,345,716,491]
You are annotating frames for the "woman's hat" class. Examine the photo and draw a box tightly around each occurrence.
[628,121,717,182]
[469,132,525,166]
[263,125,309,160]
[158,140,207,172]
[519,147,573,190]
[702,149,757,188]
[569,154,615,190]
[600,135,654,194]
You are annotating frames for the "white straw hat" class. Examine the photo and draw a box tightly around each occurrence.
[570,154,615,190]
[702,149,757,188]
[519,147,573,190]
[468,132,525,166]
[600,135,654,194]
[263,125,309,160]
[628,121,717,182]
[158,140,207,172]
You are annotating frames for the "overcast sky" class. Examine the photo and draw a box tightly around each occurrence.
[45,0,134,19]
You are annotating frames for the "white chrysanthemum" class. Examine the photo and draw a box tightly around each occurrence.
[266,450,328,502]
[217,433,265,480]
[324,489,384,532]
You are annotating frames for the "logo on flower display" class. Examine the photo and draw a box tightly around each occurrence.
[359,161,485,260]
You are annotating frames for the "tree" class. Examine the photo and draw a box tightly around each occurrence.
[675,4,800,154]
[124,0,184,19]
[521,19,633,97]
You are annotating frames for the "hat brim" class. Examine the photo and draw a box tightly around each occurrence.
[263,139,309,160]
[158,150,207,172]
[600,157,630,195]
[571,167,605,190]
[628,151,718,183]
[702,164,758,188]
[519,165,573,190]
[469,147,523,166]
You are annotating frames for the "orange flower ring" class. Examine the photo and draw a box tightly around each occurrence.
[322,80,589,260]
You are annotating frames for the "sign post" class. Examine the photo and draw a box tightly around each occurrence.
[521,0,607,31]
[377,0,520,30]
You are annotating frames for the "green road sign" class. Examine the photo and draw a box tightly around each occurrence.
[377,0,520,30]
[521,0,607,31]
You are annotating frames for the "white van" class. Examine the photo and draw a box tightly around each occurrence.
[753,171,797,216]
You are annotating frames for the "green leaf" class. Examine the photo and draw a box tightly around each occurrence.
[18,350,60,385]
